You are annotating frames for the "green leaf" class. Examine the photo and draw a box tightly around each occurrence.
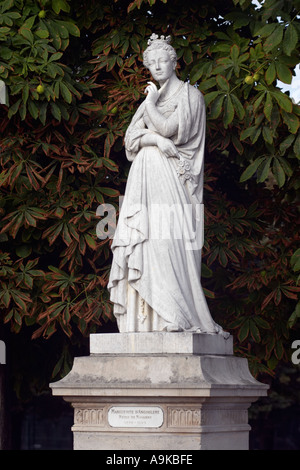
[22,85,29,104]
[250,319,261,342]
[51,354,64,378]
[238,319,250,342]
[19,102,26,121]
[232,134,244,155]
[46,20,62,49]
[36,28,49,39]
[231,94,245,120]
[53,20,69,39]
[251,126,261,144]
[291,248,300,272]
[288,302,300,328]
[220,247,230,267]
[270,105,280,130]
[272,157,285,187]
[274,340,284,360]
[183,48,193,65]
[189,63,206,84]
[254,317,270,329]
[276,62,292,84]
[102,158,119,172]
[257,156,272,183]
[232,10,251,26]
[84,233,96,250]
[201,263,213,278]
[262,0,284,21]
[0,45,12,60]
[264,92,273,121]
[265,62,276,85]
[253,92,265,112]
[198,77,216,92]
[230,44,240,61]
[19,27,34,43]
[209,94,225,119]
[204,91,220,106]
[52,0,70,14]
[282,23,298,56]
[61,21,80,37]
[293,134,300,158]
[262,126,273,144]
[227,317,245,329]
[0,0,14,14]
[240,126,258,141]
[240,157,266,182]
[60,82,72,103]
[203,287,215,299]
[277,156,293,178]
[27,99,39,120]
[130,36,140,53]
[267,356,278,371]
[39,102,48,125]
[0,27,10,34]
[99,187,120,197]
[216,74,229,92]
[14,310,22,326]
[279,134,295,155]
[223,95,234,128]
[50,102,61,121]
[281,111,299,134]
[23,16,36,30]
[263,25,284,53]
[49,52,63,63]
[2,290,11,309]
[15,245,32,258]
[272,91,292,113]
[254,22,277,37]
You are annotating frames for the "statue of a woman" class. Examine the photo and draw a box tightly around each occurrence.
[108,34,227,336]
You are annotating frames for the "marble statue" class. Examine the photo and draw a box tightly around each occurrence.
[108,34,227,337]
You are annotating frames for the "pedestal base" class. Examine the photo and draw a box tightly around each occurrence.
[50,332,268,450]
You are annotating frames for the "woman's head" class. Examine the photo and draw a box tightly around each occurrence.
[143,34,177,69]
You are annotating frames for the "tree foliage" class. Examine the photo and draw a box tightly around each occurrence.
[0,0,299,388]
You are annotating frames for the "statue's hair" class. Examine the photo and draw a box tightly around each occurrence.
[143,35,177,68]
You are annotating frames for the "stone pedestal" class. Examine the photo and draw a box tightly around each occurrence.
[50,332,269,450]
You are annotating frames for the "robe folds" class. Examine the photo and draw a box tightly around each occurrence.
[107,82,226,335]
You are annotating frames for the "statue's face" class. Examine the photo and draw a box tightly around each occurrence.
[146,49,175,83]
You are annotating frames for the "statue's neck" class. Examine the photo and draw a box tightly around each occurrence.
[158,74,181,102]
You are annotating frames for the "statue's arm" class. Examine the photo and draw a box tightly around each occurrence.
[144,102,178,138]
[140,132,179,158]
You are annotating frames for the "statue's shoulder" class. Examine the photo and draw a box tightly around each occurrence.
[185,82,204,104]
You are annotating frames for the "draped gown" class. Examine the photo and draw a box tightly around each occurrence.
[107,81,227,336]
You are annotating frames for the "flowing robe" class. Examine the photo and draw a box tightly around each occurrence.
[108,82,225,334]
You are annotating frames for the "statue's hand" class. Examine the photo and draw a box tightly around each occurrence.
[157,136,179,158]
[145,81,159,105]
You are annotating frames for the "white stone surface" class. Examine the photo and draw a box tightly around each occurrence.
[90,332,233,355]
[73,429,250,451]
[0,80,7,106]
[107,35,228,338]
[50,332,269,450]
[51,353,267,396]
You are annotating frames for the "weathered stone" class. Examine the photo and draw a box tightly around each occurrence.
[90,331,233,355]
[50,332,269,450]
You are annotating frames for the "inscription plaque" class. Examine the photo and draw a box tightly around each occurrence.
[108,406,164,428]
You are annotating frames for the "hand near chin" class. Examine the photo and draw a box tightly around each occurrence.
[145,81,159,105]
